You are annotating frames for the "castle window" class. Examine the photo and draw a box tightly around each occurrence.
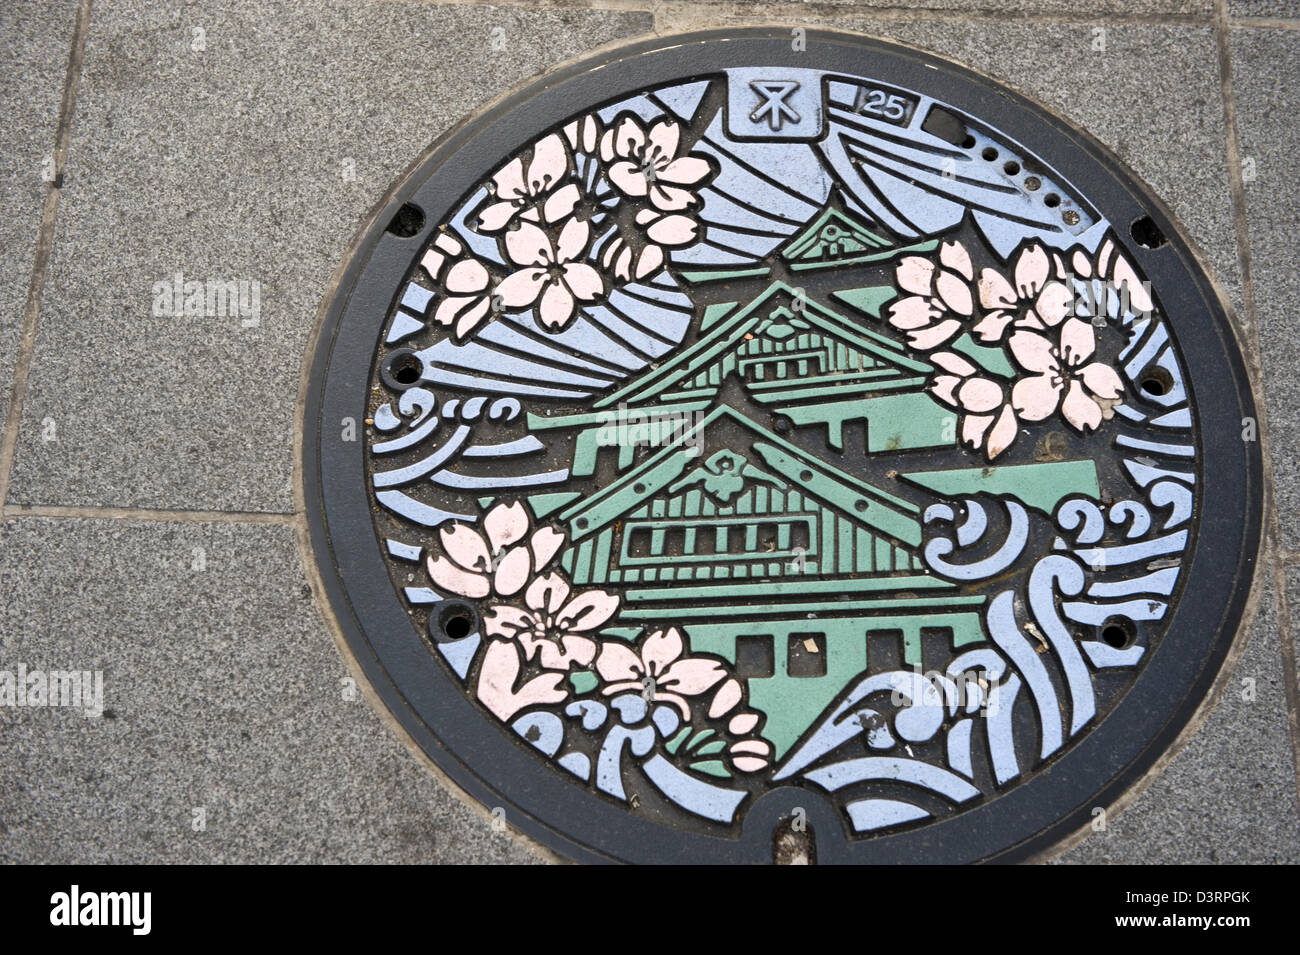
[788,633,827,678]
[736,634,775,679]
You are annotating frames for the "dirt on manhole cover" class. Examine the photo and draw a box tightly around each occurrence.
[302,29,1262,864]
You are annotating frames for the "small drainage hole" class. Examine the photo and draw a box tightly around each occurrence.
[383,349,424,389]
[387,202,425,238]
[1044,192,1061,208]
[981,146,998,161]
[1139,365,1173,397]
[1024,176,1041,191]
[429,600,478,643]
[1131,215,1168,250]
[1101,618,1134,650]
[1003,160,1021,176]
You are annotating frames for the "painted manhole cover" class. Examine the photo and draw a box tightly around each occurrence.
[303,29,1262,863]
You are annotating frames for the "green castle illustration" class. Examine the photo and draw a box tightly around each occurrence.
[521,206,1099,758]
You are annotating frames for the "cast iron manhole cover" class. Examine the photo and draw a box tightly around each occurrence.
[303,29,1262,863]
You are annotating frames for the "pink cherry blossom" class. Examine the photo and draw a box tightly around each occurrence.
[602,207,700,282]
[928,351,1021,460]
[475,639,567,722]
[494,219,604,330]
[486,573,619,672]
[425,501,566,600]
[886,241,975,351]
[1068,236,1155,319]
[729,738,773,774]
[1008,319,1126,432]
[595,627,727,718]
[493,218,605,330]
[600,115,713,212]
[973,242,1073,343]
[476,133,580,233]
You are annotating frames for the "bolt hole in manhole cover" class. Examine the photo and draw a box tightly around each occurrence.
[303,29,1261,864]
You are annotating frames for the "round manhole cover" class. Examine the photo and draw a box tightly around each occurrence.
[303,29,1262,863]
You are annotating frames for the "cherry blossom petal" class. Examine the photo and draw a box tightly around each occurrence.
[936,271,974,316]
[608,160,648,197]
[475,200,519,233]
[439,523,491,572]
[1072,249,1093,279]
[1059,318,1096,368]
[986,404,1019,459]
[563,115,600,153]
[434,294,486,331]
[526,572,571,615]
[929,374,961,407]
[1078,362,1124,401]
[733,756,768,773]
[555,589,620,633]
[595,641,644,683]
[536,634,597,671]
[646,118,681,162]
[887,296,938,331]
[642,212,698,247]
[896,256,936,297]
[526,134,567,191]
[606,115,645,161]
[563,262,603,302]
[661,658,726,695]
[907,318,963,351]
[971,310,1014,344]
[634,243,664,279]
[957,377,1003,414]
[930,351,977,377]
[708,678,742,717]
[485,606,531,639]
[641,628,684,674]
[1061,379,1104,432]
[1013,244,1050,297]
[477,641,566,722]
[555,217,590,263]
[978,268,1017,310]
[648,183,694,211]
[494,267,546,309]
[940,240,974,281]
[542,183,581,224]
[961,413,993,449]
[537,280,576,330]
[1112,254,1154,315]
[504,222,552,267]
[526,526,564,572]
[484,501,529,553]
[426,556,490,599]
[1035,281,1072,326]
[491,157,526,201]
[445,258,490,295]
[453,299,492,341]
[730,739,770,756]
[1008,329,1056,374]
[728,712,759,735]
[1012,373,1062,421]
[660,155,711,186]
[487,550,528,601]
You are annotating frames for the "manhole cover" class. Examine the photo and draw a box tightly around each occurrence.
[303,29,1262,863]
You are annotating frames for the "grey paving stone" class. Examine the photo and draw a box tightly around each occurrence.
[1059,571,1299,864]
[1229,1,1300,18]
[670,0,1214,16]
[0,517,540,863]
[0,1,78,430]
[5,0,653,513]
[1231,28,1300,550]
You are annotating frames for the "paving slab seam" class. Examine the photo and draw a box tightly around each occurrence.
[651,1,1216,27]
[1229,16,1300,30]
[3,505,295,526]
[1214,0,1300,805]
[0,0,91,518]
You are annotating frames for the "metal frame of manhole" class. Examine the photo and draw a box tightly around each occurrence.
[300,28,1263,864]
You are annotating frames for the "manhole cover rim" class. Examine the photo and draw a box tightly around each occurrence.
[302,27,1264,864]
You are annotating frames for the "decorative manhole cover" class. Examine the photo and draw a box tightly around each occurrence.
[303,29,1261,863]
